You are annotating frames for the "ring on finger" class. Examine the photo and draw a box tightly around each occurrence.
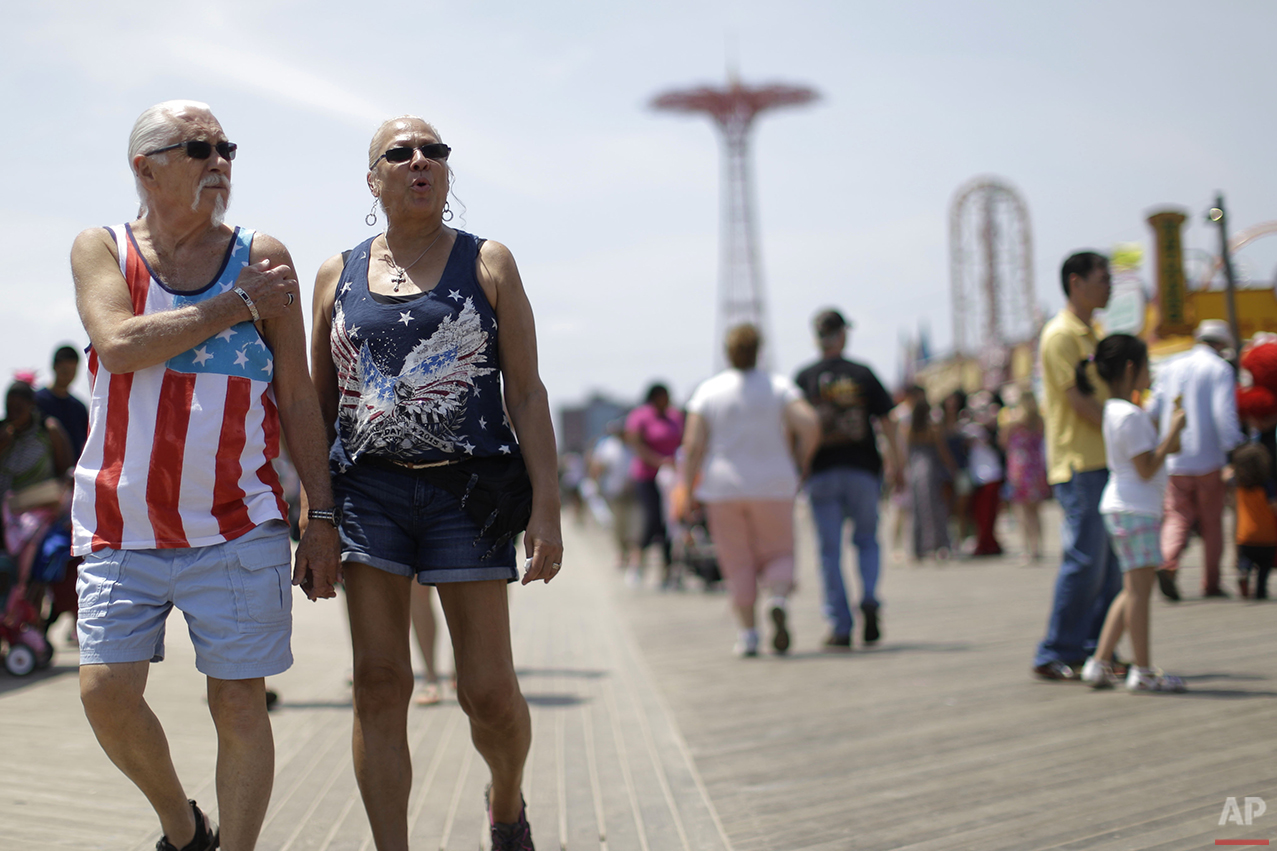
[285,292,294,306]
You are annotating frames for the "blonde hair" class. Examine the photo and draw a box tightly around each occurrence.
[725,324,761,370]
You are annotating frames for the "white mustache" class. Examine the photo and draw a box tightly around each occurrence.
[192,175,232,213]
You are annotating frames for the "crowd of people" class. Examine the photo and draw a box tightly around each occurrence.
[576,252,1274,702]
[2,96,1275,851]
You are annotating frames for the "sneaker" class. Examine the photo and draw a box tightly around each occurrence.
[487,787,535,851]
[769,605,790,654]
[734,629,759,658]
[1080,656,1119,689]
[1156,569,1180,602]
[860,603,881,645]
[156,800,218,851]
[1125,666,1187,693]
[1032,660,1080,681]
[822,634,852,651]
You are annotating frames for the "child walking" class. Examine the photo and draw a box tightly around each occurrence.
[1233,441,1277,600]
[1077,335,1189,692]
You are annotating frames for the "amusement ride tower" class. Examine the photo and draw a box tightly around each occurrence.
[652,74,818,366]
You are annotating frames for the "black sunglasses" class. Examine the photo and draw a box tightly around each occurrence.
[144,140,237,161]
[374,143,451,166]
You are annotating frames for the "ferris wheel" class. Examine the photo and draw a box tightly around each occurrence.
[949,177,1037,377]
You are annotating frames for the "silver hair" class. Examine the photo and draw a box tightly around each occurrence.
[366,115,460,222]
[127,99,212,214]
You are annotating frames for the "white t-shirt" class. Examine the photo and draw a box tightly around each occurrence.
[686,369,803,502]
[591,434,632,499]
[1099,398,1166,517]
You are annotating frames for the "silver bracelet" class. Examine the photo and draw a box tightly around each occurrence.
[233,286,261,322]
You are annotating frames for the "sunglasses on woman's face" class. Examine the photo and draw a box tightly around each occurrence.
[375,143,451,166]
[144,140,237,161]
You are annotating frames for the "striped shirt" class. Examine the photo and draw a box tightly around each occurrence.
[71,223,287,555]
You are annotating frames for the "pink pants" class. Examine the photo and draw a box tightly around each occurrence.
[704,500,795,609]
[1160,471,1227,592]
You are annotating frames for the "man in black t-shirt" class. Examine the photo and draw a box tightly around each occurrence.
[795,309,897,648]
[35,345,89,462]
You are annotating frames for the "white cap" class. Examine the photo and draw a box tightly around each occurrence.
[1195,319,1235,349]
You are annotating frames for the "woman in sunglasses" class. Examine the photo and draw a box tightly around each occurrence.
[309,116,562,851]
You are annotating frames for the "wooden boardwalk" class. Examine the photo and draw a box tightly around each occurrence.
[3,501,1276,850]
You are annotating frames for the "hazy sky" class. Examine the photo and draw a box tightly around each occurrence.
[4,1,1275,413]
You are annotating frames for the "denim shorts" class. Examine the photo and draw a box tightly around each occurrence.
[334,460,517,584]
[77,521,293,679]
[1102,512,1161,572]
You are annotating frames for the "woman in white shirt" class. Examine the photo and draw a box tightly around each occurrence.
[680,325,820,657]
[1076,335,1188,692]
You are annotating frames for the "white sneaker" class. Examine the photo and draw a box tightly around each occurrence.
[1080,656,1119,689]
[624,566,643,588]
[1125,666,1187,693]
[733,629,759,658]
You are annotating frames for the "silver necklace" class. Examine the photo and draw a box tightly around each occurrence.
[381,230,444,292]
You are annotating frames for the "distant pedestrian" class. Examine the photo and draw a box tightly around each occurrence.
[1000,386,1052,563]
[680,324,819,656]
[35,345,89,462]
[795,309,899,649]
[1032,251,1120,681]
[588,421,638,569]
[624,383,683,588]
[1232,442,1276,600]
[1079,335,1188,692]
[964,392,1005,557]
[905,394,955,561]
[1145,319,1245,600]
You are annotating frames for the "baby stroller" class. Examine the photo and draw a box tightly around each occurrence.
[1,488,67,676]
[0,549,53,676]
[673,503,722,591]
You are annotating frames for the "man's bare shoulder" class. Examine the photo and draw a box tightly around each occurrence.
[248,231,291,264]
[71,227,119,260]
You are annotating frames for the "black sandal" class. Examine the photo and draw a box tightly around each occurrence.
[156,799,219,851]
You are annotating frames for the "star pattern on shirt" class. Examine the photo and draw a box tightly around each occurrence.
[398,311,414,326]
[459,440,476,455]
[215,327,237,343]
[261,358,273,374]
[234,348,250,367]
[192,346,213,366]
[347,325,360,339]
[448,289,463,302]
[499,444,511,454]
[478,416,487,430]
[341,282,352,296]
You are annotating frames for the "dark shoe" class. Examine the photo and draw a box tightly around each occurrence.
[1203,587,1230,599]
[770,605,790,654]
[822,634,852,651]
[860,603,881,645]
[156,800,218,851]
[487,787,535,851]
[1238,576,1251,599]
[1156,569,1180,602]
[1033,660,1080,681]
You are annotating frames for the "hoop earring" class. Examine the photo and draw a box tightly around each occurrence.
[442,202,453,223]
[365,200,379,227]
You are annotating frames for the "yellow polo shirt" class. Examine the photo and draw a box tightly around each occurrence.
[1040,309,1108,485]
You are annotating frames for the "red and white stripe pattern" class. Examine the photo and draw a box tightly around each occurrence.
[71,224,287,555]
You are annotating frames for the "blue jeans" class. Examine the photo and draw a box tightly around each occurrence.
[1033,468,1121,666]
[806,467,882,638]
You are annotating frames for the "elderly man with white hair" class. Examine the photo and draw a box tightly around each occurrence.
[69,100,341,851]
[1146,319,1244,600]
